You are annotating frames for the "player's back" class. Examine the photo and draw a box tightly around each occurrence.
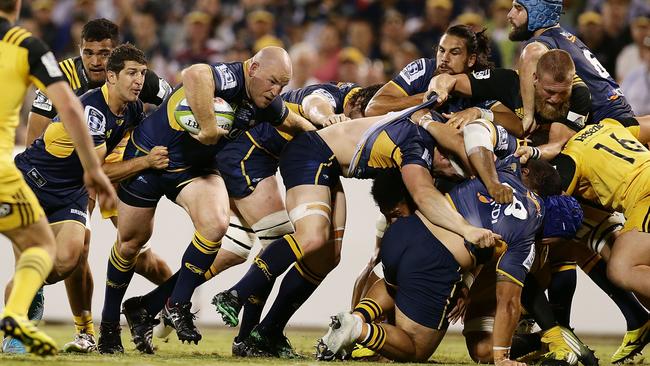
[562,119,650,212]
[529,27,633,121]
[0,22,36,166]
[0,18,62,178]
[447,156,544,247]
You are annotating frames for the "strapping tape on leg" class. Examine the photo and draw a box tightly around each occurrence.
[289,201,331,224]
[252,210,294,248]
[221,215,257,259]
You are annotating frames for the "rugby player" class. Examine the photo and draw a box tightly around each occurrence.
[0,0,116,355]
[98,46,313,354]
[3,18,172,354]
[507,0,634,134]
[428,49,649,364]
[120,82,380,355]
[317,155,580,364]
[212,99,500,357]
[365,24,522,136]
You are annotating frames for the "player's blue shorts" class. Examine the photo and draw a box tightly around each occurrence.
[118,141,217,207]
[496,241,535,287]
[279,131,342,190]
[246,122,291,159]
[215,132,280,199]
[380,215,462,330]
[19,166,88,226]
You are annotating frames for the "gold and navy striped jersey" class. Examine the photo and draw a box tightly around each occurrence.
[16,85,145,196]
[31,56,171,119]
[0,17,64,181]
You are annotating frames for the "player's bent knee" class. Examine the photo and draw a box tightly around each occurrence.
[194,211,229,242]
[465,333,493,363]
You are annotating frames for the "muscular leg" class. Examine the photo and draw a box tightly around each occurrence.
[101,202,155,323]
[608,230,650,297]
[2,218,57,355]
[255,184,345,338]
[169,175,229,306]
[214,184,334,328]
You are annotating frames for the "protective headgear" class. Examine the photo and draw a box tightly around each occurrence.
[542,195,584,239]
[517,0,563,32]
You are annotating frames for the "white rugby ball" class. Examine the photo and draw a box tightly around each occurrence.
[174,97,235,134]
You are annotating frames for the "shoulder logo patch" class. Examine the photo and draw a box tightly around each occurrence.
[215,64,237,90]
[399,59,427,85]
[33,90,53,111]
[85,105,106,136]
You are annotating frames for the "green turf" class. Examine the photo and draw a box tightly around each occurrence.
[0,324,638,365]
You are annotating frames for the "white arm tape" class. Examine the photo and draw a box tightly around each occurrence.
[463,120,494,155]
[477,108,494,122]
[375,215,387,239]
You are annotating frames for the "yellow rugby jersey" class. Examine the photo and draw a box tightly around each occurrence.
[0,17,64,179]
[553,118,650,212]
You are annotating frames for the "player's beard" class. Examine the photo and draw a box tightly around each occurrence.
[535,94,571,122]
[509,22,534,41]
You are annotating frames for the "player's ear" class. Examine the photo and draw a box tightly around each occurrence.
[248,61,259,77]
[106,70,117,84]
[467,53,476,68]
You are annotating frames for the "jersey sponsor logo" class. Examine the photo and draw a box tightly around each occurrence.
[311,88,337,108]
[215,64,237,90]
[27,168,47,187]
[0,203,12,218]
[70,208,88,221]
[560,31,576,43]
[399,59,426,85]
[472,69,491,79]
[574,123,603,142]
[41,51,63,78]
[33,91,53,111]
[566,111,586,129]
[85,106,106,136]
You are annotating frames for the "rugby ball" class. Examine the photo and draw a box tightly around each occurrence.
[174,97,235,134]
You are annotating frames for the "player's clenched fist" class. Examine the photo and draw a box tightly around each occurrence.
[463,226,502,248]
[147,146,169,169]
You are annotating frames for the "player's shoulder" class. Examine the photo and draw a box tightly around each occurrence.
[212,61,244,92]
[397,58,435,80]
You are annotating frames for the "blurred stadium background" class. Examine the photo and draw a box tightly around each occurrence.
[2,0,650,339]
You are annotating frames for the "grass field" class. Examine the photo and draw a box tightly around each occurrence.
[0,324,638,365]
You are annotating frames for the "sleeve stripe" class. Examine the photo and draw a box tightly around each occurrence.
[59,60,73,86]
[63,60,78,89]
[67,59,81,89]
[388,80,409,96]
[13,31,31,46]
[1,27,18,42]
[4,27,30,45]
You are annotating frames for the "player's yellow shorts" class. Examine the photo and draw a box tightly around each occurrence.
[622,195,650,234]
[0,169,45,231]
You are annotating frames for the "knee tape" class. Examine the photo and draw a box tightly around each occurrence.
[221,215,258,259]
[251,210,294,248]
[577,211,625,254]
[289,201,331,224]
